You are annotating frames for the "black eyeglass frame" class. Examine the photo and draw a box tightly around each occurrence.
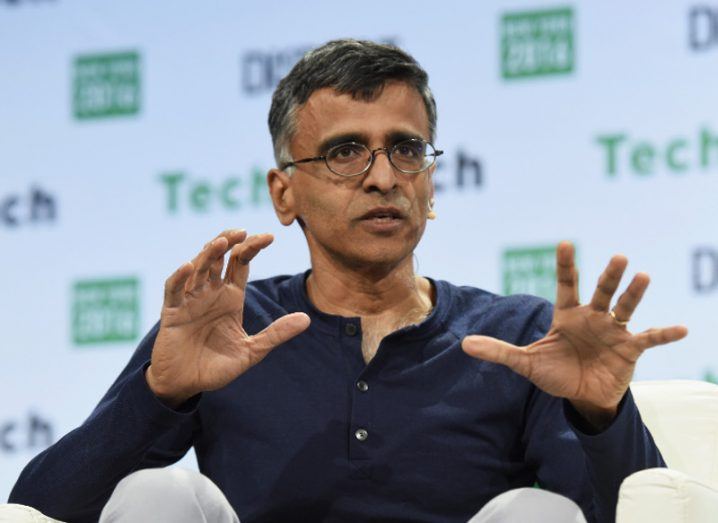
[280,138,444,177]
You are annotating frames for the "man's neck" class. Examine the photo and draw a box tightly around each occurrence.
[306,247,435,364]
[305,251,433,320]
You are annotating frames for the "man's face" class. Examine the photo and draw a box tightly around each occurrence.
[278,81,435,270]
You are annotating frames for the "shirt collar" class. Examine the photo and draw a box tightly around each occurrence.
[281,270,451,341]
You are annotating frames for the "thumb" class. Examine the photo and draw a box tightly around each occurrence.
[461,335,532,378]
[250,312,311,354]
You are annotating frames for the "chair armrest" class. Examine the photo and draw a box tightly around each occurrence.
[617,468,718,523]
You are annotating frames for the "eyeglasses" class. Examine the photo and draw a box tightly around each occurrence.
[281,138,443,177]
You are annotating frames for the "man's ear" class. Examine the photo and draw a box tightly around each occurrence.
[267,169,297,226]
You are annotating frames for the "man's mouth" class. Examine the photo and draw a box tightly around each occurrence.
[359,207,405,221]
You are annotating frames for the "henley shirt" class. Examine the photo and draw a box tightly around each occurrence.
[9,271,665,523]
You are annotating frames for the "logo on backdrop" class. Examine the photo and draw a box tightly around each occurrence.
[704,369,718,384]
[500,6,575,80]
[240,37,399,96]
[502,244,568,302]
[432,150,484,193]
[688,6,718,51]
[72,277,140,345]
[159,168,271,215]
[159,151,481,216]
[73,51,141,120]
[241,44,310,96]
[1,186,57,228]
[692,247,718,294]
[1,413,53,454]
[595,126,718,177]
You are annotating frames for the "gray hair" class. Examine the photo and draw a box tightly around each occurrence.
[268,39,437,169]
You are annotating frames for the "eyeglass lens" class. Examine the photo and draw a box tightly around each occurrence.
[326,139,436,176]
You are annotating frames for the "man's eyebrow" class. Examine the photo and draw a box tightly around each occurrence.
[317,133,369,154]
[316,130,427,154]
[386,130,426,144]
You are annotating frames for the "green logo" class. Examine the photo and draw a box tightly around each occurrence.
[596,127,718,177]
[72,277,140,345]
[501,6,575,79]
[503,245,562,302]
[159,168,271,214]
[73,51,141,119]
[704,369,718,385]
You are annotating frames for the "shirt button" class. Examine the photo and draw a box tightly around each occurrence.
[345,323,358,336]
[355,428,369,441]
[356,380,369,392]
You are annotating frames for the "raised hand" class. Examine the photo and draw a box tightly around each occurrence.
[462,241,688,426]
[146,229,310,407]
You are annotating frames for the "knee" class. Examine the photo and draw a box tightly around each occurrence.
[101,467,238,523]
[113,467,206,500]
[469,488,587,523]
[0,503,60,523]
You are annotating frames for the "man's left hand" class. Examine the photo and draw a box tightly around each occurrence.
[462,241,688,429]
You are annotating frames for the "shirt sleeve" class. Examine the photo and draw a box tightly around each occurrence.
[563,389,665,523]
[8,322,200,523]
[520,302,665,523]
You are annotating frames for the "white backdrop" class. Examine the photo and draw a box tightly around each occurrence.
[2,0,718,500]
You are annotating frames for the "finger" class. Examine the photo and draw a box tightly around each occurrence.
[462,335,531,378]
[611,272,650,323]
[217,228,249,253]
[249,312,311,354]
[632,325,688,352]
[164,262,194,307]
[190,237,229,291]
[189,229,248,274]
[208,258,224,284]
[555,241,579,309]
[213,229,250,282]
[212,228,248,246]
[189,230,248,291]
[225,245,239,285]
[589,255,628,311]
[226,233,274,289]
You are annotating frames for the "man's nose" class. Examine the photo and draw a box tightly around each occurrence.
[362,149,398,193]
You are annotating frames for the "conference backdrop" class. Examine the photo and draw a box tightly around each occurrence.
[2,0,718,500]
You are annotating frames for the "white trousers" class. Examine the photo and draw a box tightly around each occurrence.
[0,467,587,523]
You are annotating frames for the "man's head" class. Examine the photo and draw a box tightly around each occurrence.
[268,39,437,169]
[267,39,438,274]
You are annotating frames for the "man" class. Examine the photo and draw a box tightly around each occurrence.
[7,39,686,523]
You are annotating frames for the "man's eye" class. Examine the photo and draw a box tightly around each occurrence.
[329,144,364,162]
[394,142,423,158]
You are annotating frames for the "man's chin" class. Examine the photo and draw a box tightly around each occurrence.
[341,244,417,273]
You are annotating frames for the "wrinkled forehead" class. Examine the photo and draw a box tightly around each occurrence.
[292,81,431,153]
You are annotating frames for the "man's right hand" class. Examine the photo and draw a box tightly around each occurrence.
[146,229,311,407]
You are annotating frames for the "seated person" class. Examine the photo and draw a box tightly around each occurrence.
[7,39,687,523]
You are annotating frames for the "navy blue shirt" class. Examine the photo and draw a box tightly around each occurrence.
[10,272,664,523]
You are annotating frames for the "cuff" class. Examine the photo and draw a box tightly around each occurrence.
[123,361,202,427]
[563,388,637,443]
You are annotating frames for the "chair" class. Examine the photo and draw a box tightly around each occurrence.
[616,380,718,522]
